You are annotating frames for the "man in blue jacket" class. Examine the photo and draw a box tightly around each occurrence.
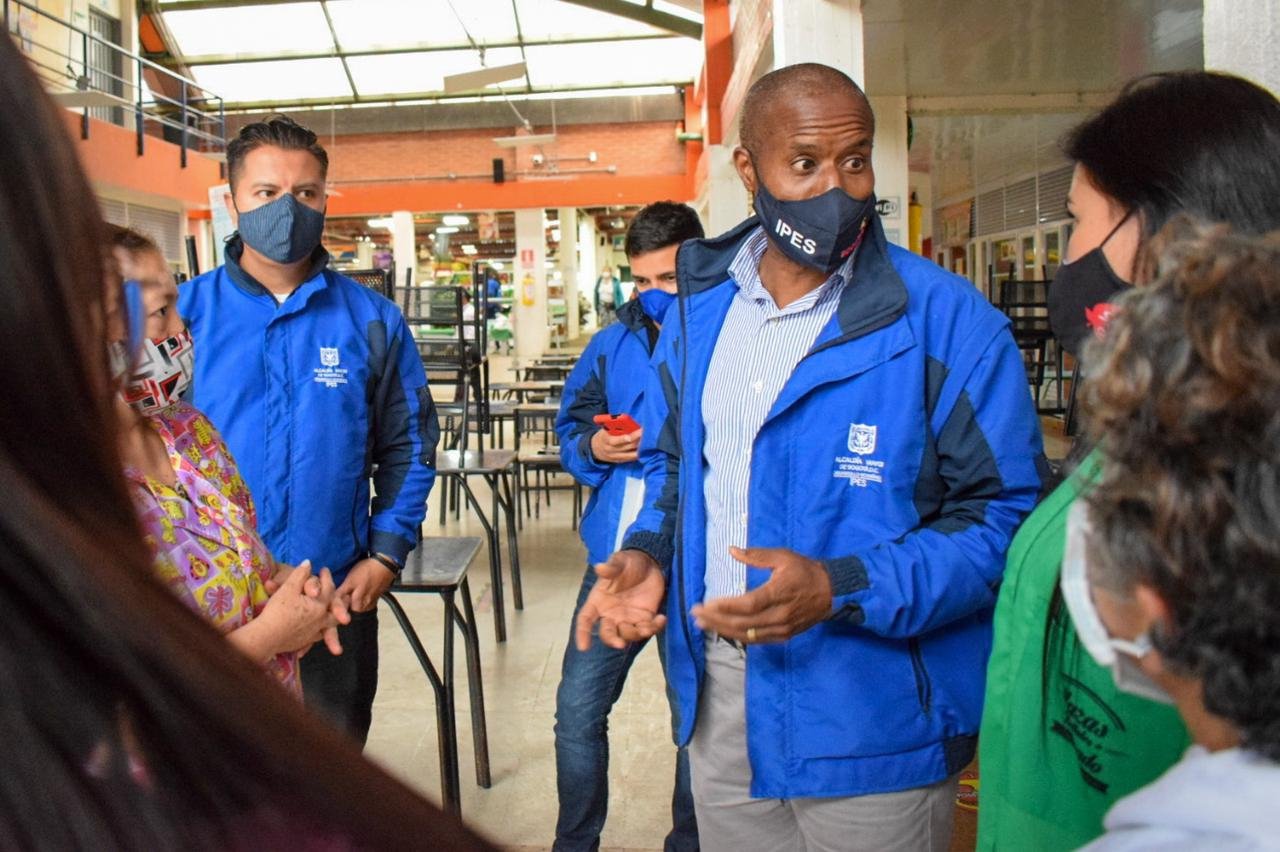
[575,64,1046,850]
[554,202,704,852]
[180,116,438,744]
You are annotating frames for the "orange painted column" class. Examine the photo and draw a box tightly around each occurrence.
[701,0,733,146]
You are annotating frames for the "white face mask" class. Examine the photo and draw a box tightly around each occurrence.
[1060,501,1173,705]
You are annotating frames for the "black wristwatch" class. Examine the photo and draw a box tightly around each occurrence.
[368,551,402,575]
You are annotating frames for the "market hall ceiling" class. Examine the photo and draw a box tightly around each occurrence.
[141,0,706,110]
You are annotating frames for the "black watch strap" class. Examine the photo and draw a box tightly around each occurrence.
[368,552,402,575]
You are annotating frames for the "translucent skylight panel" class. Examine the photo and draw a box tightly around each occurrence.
[346,47,527,96]
[192,58,354,104]
[524,38,700,88]
[326,0,520,50]
[515,0,668,40]
[163,4,335,57]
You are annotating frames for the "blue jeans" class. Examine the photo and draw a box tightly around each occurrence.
[553,566,699,852]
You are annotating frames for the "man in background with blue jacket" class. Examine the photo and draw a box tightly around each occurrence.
[180,116,438,744]
[575,65,1046,850]
[554,203,704,852]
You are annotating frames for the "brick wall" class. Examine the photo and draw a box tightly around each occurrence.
[326,120,686,184]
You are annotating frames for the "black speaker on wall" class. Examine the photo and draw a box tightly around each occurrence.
[492,157,505,184]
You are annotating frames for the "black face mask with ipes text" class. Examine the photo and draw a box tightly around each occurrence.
[753,176,874,273]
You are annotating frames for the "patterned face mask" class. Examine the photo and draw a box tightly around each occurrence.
[123,328,195,415]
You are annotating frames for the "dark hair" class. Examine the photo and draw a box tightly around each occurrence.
[624,201,705,258]
[226,114,329,191]
[105,224,161,258]
[740,62,872,155]
[1083,219,1280,760]
[1065,72,1280,276]
[0,35,488,850]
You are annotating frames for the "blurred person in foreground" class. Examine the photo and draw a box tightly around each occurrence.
[110,226,345,695]
[0,31,488,849]
[1068,221,1280,848]
[978,71,1280,852]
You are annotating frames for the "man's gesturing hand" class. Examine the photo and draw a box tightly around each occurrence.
[691,547,832,643]
[574,549,667,651]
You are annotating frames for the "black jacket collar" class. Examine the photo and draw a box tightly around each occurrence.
[223,234,331,298]
[674,212,908,344]
[615,296,651,332]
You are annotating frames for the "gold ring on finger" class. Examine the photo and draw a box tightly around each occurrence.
[746,627,758,643]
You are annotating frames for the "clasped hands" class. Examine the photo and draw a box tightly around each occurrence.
[574,545,833,651]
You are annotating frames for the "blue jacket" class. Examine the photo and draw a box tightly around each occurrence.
[621,215,1046,798]
[179,239,439,583]
[556,298,655,565]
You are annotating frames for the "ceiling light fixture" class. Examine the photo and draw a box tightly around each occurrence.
[442,214,471,227]
[443,61,528,95]
[436,226,460,235]
[493,133,558,148]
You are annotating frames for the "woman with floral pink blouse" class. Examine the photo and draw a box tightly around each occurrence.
[108,226,345,692]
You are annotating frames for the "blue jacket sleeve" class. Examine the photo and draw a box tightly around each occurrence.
[620,322,682,572]
[556,340,613,489]
[368,308,439,566]
[823,326,1047,637]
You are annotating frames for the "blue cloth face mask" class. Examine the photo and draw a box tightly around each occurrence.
[236,193,326,264]
[637,288,676,324]
[752,173,875,273]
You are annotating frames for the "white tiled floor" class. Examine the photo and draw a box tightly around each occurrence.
[365,355,677,851]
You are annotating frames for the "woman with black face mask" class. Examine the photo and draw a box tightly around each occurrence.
[978,71,1280,852]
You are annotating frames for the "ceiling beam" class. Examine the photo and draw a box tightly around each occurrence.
[906,91,1114,117]
[151,0,314,10]
[556,0,702,39]
[220,79,690,112]
[156,32,675,67]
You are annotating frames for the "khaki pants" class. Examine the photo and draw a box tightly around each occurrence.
[689,637,957,852]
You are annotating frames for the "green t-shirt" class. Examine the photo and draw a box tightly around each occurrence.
[977,453,1190,851]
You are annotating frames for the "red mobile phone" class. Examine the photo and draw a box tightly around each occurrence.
[593,413,641,436]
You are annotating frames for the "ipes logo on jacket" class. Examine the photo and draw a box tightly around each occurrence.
[314,346,349,388]
[834,422,884,488]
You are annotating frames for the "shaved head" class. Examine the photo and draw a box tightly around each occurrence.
[740,63,873,156]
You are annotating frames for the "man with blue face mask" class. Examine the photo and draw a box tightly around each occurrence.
[574,64,1048,850]
[179,116,439,744]
[552,202,704,852]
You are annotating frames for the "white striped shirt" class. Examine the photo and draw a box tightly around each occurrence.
[701,228,854,601]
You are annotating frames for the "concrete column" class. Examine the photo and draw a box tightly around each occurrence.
[558,207,580,341]
[869,95,909,248]
[1204,0,1279,95]
[390,210,415,288]
[577,213,599,330]
[766,0,910,247]
[700,144,752,238]
[772,0,864,81]
[513,208,548,359]
[356,239,373,268]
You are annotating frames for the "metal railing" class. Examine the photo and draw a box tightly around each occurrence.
[5,0,225,166]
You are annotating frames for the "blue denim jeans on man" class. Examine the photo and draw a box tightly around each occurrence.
[553,566,698,851]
